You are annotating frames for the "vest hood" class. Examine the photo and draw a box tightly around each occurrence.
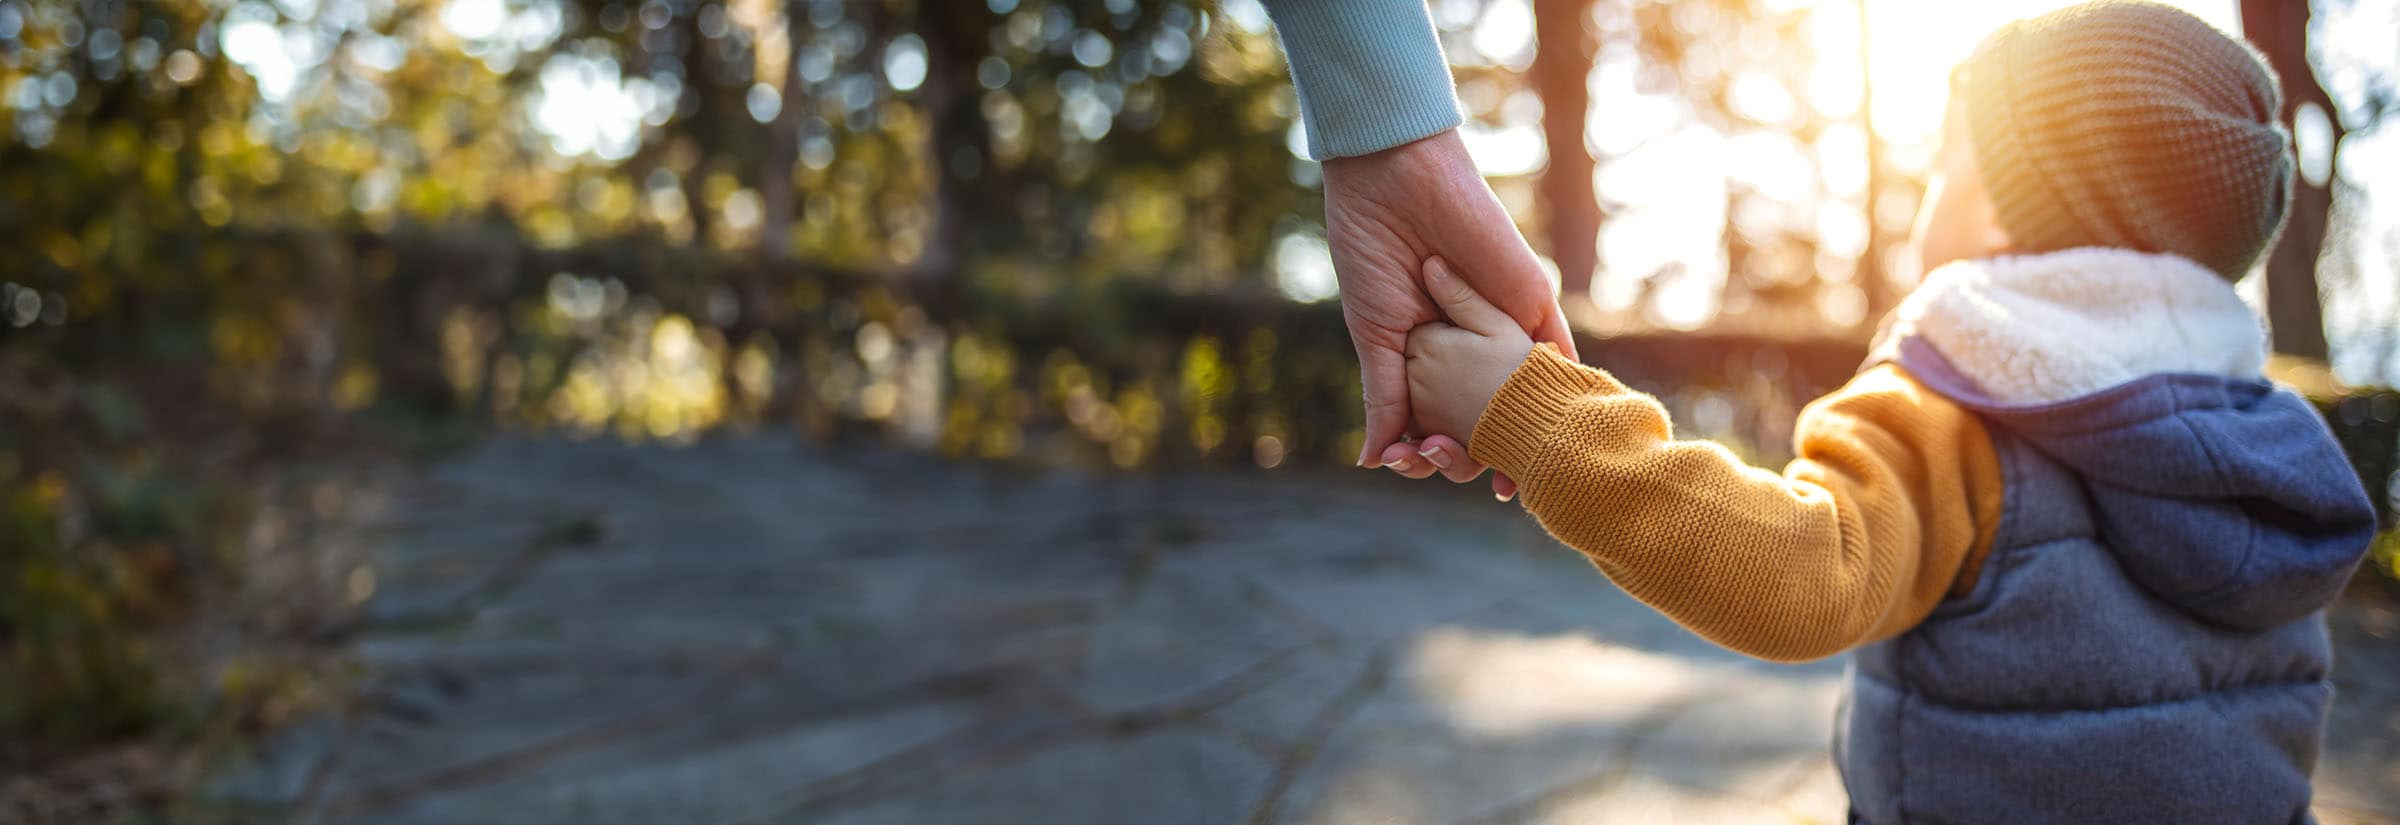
[1873,248,2375,630]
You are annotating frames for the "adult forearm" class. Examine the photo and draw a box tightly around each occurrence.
[1260,0,1464,159]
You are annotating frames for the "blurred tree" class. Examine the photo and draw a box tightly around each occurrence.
[1619,0,1857,331]
[1533,0,1599,296]
[915,0,997,290]
[2241,0,2337,361]
[1852,0,1893,319]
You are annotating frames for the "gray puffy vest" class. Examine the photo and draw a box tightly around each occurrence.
[1836,337,2376,824]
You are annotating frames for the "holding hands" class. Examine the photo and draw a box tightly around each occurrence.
[1252,0,1570,496]
[1392,257,1536,494]
[1400,257,1536,461]
[1319,132,1573,496]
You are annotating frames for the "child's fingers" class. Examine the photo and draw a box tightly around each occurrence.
[1403,322,1459,359]
[1422,257,1519,337]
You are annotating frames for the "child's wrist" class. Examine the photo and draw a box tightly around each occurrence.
[1466,344,1594,478]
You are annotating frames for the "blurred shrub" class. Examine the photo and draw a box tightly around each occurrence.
[2318,388,2400,585]
[2324,390,2400,523]
[0,364,218,769]
[2369,530,2400,586]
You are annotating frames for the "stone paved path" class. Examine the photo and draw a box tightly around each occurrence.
[207,435,2400,824]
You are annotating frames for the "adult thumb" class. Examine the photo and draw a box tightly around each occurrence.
[1423,257,1516,336]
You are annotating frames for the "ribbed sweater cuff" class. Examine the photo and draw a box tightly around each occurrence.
[1469,344,1607,480]
[1261,0,1465,159]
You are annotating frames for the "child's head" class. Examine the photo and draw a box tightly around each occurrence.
[1910,1,2292,280]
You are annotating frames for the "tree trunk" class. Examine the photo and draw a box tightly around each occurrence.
[914,0,998,311]
[677,8,719,243]
[2240,0,2339,361]
[1855,0,1896,321]
[1533,0,1600,296]
[759,2,805,262]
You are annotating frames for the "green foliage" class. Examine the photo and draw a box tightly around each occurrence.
[1,525,167,757]
[2323,392,2400,520]
[2294,386,2400,587]
[0,373,220,768]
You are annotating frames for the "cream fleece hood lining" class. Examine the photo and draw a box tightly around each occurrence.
[1872,248,2267,405]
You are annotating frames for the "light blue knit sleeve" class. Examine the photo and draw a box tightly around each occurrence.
[1260,0,1465,160]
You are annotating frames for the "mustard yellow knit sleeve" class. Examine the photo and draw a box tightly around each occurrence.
[1466,345,2004,663]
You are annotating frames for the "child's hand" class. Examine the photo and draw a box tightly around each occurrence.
[1404,257,1535,447]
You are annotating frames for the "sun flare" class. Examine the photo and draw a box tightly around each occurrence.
[1856,0,2239,146]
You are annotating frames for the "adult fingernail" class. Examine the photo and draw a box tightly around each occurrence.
[1494,490,1514,503]
[1382,457,1410,471]
[1417,445,1451,469]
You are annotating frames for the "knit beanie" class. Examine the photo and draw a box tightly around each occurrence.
[1959,0,2292,281]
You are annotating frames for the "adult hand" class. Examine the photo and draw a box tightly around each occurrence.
[1323,129,1575,491]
